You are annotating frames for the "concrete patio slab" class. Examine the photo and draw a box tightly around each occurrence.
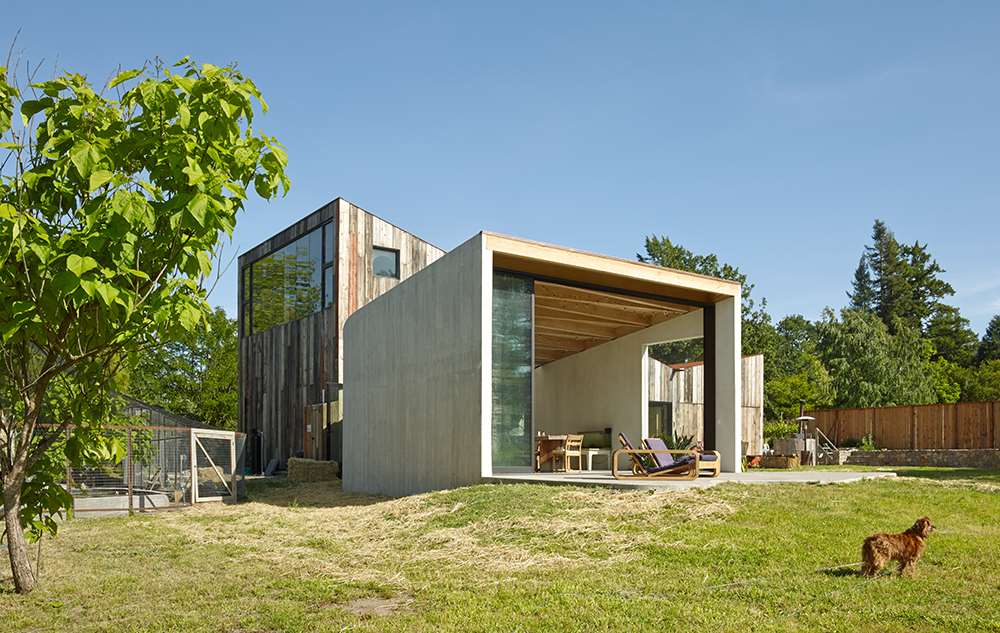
[485,469,897,491]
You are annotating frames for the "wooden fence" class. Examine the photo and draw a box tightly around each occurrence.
[806,401,1000,450]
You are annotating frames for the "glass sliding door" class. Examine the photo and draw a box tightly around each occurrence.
[491,272,533,470]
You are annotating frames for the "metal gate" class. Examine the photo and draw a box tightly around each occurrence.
[191,429,237,503]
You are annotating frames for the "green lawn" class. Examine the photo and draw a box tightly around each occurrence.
[2,470,999,632]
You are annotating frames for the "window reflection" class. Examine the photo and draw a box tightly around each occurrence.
[491,273,533,469]
[249,225,328,333]
[372,247,399,279]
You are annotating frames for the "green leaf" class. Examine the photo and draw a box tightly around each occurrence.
[89,170,114,192]
[20,98,53,121]
[178,104,191,128]
[66,253,99,277]
[94,282,120,307]
[69,141,100,179]
[51,270,80,294]
[108,68,143,89]
[171,74,195,94]
[196,251,213,277]
[186,193,209,227]
[178,304,202,331]
[79,279,98,298]
[0,203,16,219]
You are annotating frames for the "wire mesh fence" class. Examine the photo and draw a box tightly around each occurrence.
[63,425,245,515]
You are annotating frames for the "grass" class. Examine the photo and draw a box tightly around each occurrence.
[1,470,998,632]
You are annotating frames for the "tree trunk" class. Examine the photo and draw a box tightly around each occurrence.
[3,479,36,594]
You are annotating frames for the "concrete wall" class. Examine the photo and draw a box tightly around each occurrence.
[343,235,487,496]
[534,310,704,470]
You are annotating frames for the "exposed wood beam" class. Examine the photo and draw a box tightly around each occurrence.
[534,324,616,341]
[534,308,639,330]
[534,301,651,327]
[535,281,691,313]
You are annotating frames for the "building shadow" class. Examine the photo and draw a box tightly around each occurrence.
[240,477,385,509]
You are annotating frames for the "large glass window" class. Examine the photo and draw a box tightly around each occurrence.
[491,272,533,469]
[247,223,333,334]
[372,246,400,279]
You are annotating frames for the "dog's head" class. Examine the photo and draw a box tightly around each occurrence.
[909,516,934,538]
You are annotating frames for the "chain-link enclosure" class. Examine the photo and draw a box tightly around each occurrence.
[64,425,246,515]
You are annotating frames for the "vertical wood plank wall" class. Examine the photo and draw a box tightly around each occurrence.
[647,354,764,454]
[238,198,444,467]
[807,401,1000,450]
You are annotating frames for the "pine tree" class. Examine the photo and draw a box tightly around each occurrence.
[978,315,1000,363]
[848,255,876,312]
[853,220,956,333]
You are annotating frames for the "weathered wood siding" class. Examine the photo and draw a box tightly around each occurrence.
[238,198,444,468]
[336,200,445,381]
[807,401,1000,450]
[647,354,764,455]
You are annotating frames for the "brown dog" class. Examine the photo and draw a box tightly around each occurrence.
[861,517,934,577]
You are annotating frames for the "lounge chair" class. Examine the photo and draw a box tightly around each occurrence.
[611,433,698,480]
[644,437,721,478]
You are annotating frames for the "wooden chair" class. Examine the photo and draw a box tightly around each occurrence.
[552,434,584,472]
[611,433,699,480]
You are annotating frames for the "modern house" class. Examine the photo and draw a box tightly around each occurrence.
[343,232,743,496]
[237,198,444,469]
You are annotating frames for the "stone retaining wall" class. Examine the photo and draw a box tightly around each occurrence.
[844,449,1000,469]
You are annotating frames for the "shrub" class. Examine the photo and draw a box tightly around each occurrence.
[764,420,798,445]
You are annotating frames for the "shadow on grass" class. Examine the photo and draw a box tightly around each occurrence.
[821,567,862,578]
[242,477,385,509]
[888,467,1000,483]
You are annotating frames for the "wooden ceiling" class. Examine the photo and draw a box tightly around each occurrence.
[533,281,696,366]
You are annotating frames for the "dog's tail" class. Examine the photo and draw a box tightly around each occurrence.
[860,536,877,576]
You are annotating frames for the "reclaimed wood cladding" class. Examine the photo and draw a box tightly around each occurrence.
[647,354,764,454]
[239,198,444,467]
[807,401,1000,450]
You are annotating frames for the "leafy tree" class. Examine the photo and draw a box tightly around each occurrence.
[0,58,288,593]
[639,235,777,364]
[927,358,963,404]
[764,354,835,420]
[815,309,936,408]
[925,305,979,367]
[978,315,1000,364]
[126,307,238,429]
[964,360,1000,402]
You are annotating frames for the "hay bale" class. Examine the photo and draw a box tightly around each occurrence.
[287,457,339,482]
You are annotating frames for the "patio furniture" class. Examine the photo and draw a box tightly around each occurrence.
[551,434,584,472]
[580,447,611,470]
[611,433,698,480]
[535,434,568,472]
[644,437,721,478]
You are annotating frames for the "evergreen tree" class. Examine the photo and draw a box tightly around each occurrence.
[853,219,956,333]
[925,305,979,367]
[848,256,876,312]
[978,315,1000,363]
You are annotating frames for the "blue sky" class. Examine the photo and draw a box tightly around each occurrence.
[9,2,1000,332]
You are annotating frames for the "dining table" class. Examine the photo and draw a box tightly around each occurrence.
[534,434,567,472]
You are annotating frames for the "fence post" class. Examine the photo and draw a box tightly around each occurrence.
[911,406,918,450]
[190,429,198,504]
[126,427,134,516]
